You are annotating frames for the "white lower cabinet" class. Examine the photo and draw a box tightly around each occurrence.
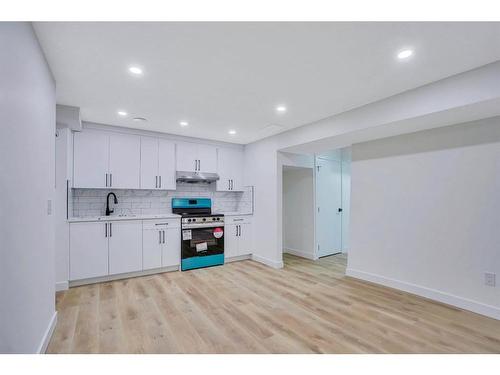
[142,219,181,270]
[108,221,142,275]
[162,227,181,267]
[224,216,252,259]
[70,221,109,280]
[70,218,181,282]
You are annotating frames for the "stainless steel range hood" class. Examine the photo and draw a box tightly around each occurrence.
[176,171,220,184]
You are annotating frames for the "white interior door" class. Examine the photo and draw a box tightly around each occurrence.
[316,157,342,257]
[140,136,159,189]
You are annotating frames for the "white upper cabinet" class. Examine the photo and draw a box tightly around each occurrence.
[73,130,109,188]
[158,139,176,190]
[109,133,141,189]
[140,137,176,190]
[176,141,217,173]
[197,144,217,173]
[217,147,244,191]
[74,130,140,189]
[176,142,198,172]
[140,136,159,190]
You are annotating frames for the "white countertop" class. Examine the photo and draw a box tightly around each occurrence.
[68,213,181,223]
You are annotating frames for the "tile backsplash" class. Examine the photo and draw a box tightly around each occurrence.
[71,182,253,217]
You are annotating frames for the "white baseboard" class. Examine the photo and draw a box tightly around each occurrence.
[37,311,57,354]
[252,254,284,269]
[225,254,252,263]
[284,247,316,260]
[346,268,500,321]
[55,281,69,292]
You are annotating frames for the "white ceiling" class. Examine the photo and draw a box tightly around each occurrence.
[34,22,500,144]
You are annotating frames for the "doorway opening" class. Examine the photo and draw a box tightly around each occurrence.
[282,165,316,260]
[315,147,351,260]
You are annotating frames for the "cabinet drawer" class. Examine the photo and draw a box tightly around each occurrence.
[143,218,181,230]
[225,216,252,225]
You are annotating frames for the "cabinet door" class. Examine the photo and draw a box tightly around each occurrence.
[224,224,239,259]
[158,139,176,190]
[109,133,141,189]
[197,144,217,173]
[70,222,108,280]
[162,228,181,267]
[237,223,252,256]
[217,147,243,191]
[73,130,109,188]
[230,149,244,191]
[143,228,162,270]
[176,142,197,172]
[108,220,143,275]
[140,136,159,190]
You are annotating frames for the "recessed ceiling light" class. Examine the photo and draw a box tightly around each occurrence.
[128,66,143,75]
[228,130,236,135]
[180,121,189,127]
[397,49,413,60]
[117,110,127,117]
[132,117,147,122]
[276,105,287,113]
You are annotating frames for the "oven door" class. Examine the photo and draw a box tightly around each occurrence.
[181,225,224,270]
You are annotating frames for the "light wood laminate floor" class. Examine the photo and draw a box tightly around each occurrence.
[47,254,500,353]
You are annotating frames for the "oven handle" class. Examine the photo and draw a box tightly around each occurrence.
[182,224,225,229]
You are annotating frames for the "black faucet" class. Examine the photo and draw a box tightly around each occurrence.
[106,192,118,216]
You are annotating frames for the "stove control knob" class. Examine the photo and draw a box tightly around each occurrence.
[202,218,206,222]
[192,218,196,222]
[217,217,220,221]
[187,219,191,222]
[212,217,216,221]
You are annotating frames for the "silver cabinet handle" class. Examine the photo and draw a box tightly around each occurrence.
[159,230,161,244]
[155,176,158,188]
[228,179,230,190]
[109,173,112,187]
[235,225,238,236]
[198,159,201,171]
[105,223,108,237]
[233,218,243,221]
[155,223,169,226]
[231,179,233,190]
[159,175,161,188]
[238,224,240,237]
[163,230,166,244]
[105,173,108,187]
[109,222,112,237]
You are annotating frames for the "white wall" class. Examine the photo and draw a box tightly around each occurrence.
[283,167,315,259]
[0,23,57,352]
[347,117,500,319]
[244,62,500,272]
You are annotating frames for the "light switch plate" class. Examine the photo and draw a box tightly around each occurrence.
[485,272,496,287]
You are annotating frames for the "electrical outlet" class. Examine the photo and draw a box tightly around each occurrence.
[485,272,496,287]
